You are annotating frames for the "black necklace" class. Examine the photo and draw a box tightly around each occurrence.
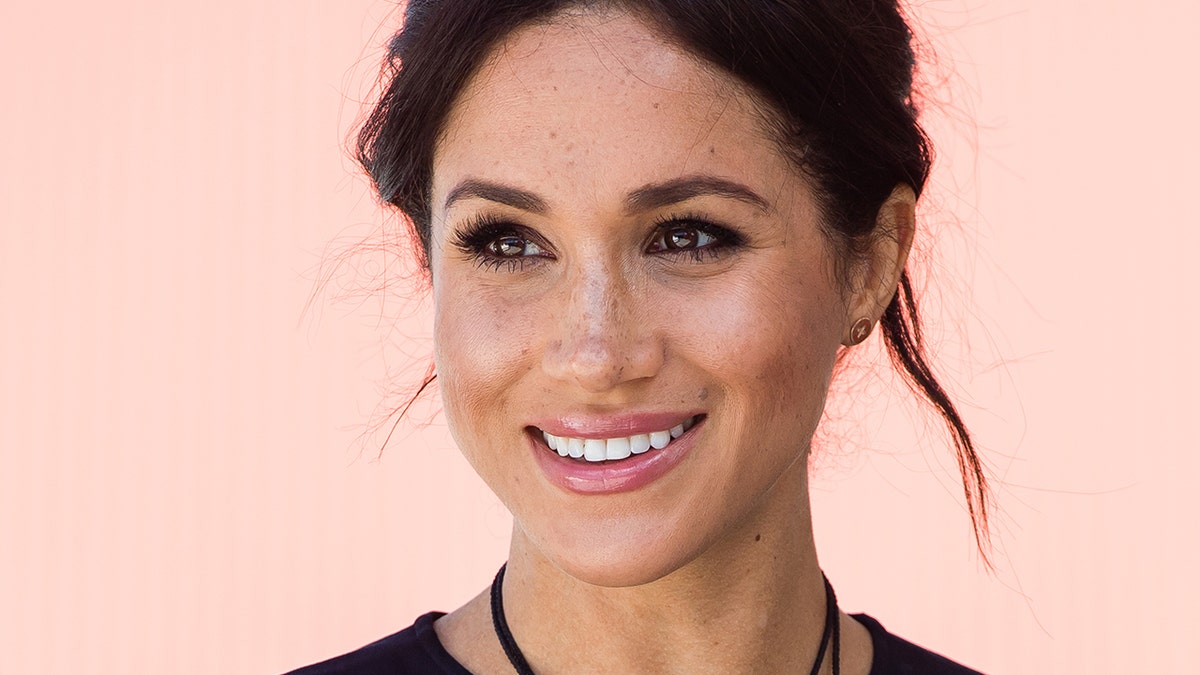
[490,563,840,675]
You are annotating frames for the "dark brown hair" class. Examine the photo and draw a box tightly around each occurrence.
[355,0,992,559]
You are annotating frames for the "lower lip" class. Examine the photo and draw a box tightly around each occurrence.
[529,421,702,495]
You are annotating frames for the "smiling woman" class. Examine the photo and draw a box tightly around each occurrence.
[287,1,990,674]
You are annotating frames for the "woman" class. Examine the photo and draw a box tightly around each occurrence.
[291,0,991,673]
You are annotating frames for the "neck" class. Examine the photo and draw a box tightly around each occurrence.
[500,471,832,674]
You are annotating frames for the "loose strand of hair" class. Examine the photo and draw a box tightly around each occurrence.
[881,271,993,569]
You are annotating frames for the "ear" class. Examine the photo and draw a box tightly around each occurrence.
[841,183,916,346]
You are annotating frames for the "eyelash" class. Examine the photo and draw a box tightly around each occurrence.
[450,212,744,272]
[450,214,548,273]
[649,212,745,263]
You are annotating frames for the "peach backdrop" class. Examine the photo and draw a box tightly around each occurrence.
[1,1,1196,673]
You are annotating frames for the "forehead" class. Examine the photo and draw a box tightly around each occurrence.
[431,9,802,215]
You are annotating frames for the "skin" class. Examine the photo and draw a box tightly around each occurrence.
[427,8,914,675]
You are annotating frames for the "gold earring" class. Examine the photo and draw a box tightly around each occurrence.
[847,317,874,346]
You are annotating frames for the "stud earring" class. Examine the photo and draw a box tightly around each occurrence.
[847,317,874,346]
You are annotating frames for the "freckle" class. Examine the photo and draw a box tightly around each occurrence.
[708,146,716,154]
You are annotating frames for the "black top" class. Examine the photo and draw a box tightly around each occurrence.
[285,612,983,674]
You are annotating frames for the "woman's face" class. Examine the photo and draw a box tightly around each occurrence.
[429,10,858,586]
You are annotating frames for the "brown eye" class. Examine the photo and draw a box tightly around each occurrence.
[488,236,531,258]
[665,227,699,249]
[654,225,717,251]
[453,217,550,272]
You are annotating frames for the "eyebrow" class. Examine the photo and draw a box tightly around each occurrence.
[441,174,771,215]
[443,179,549,214]
[624,175,771,215]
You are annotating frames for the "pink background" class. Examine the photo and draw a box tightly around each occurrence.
[2,1,1197,673]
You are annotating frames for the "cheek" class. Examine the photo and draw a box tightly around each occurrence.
[433,282,540,447]
[673,266,844,429]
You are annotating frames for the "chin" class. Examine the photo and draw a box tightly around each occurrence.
[549,546,693,589]
[520,507,717,589]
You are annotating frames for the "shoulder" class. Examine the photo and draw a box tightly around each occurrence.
[282,612,473,675]
[854,614,985,675]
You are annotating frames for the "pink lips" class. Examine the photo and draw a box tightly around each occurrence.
[527,412,704,494]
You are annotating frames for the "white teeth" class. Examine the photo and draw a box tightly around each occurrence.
[630,434,651,454]
[544,432,569,456]
[605,437,632,460]
[584,439,607,461]
[541,416,699,462]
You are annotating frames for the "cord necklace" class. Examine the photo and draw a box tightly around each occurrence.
[489,563,840,675]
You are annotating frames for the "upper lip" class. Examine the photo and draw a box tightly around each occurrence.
[529,411,704,438]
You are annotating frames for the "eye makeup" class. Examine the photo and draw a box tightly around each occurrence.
[647,212,746,263]
[450,213,552,272]
[448,211,748,272]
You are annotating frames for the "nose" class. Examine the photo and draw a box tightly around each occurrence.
[541,263,664,393]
